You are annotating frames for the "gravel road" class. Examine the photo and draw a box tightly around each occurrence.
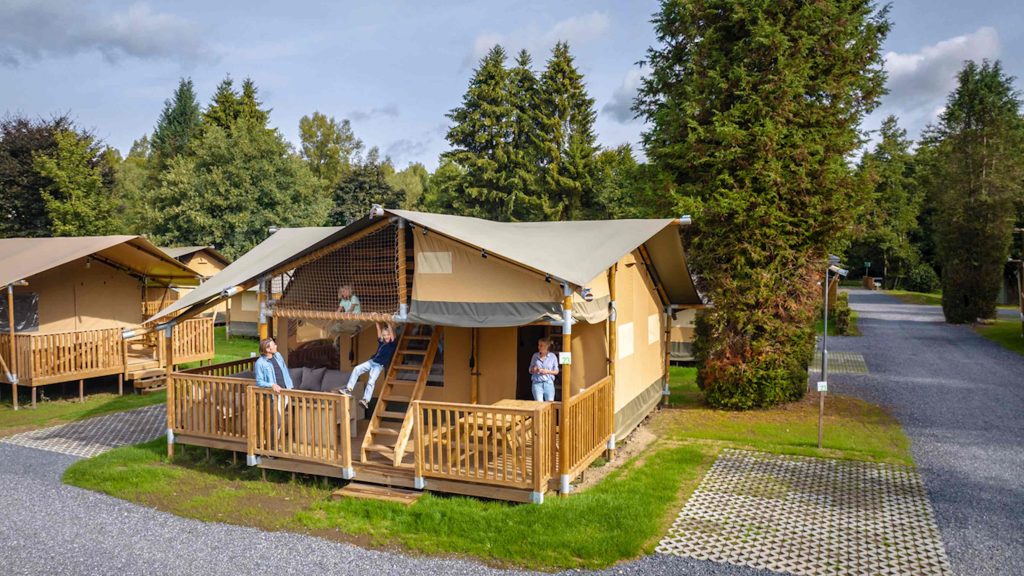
[829,289,1023,576]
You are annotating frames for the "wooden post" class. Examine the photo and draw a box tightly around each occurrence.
[117,373,124,396]
[78,379,84,403]
[7,284,17,411]
[470,328,479,404]
[397,218,408,318]
[257,280,268,341]
[31,386,36,408]
[559,284,573,495]
[606,264,617,460]
[165,324,175,459]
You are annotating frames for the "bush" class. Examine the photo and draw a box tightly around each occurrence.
[905,264,940,293]
[834,293,852,335]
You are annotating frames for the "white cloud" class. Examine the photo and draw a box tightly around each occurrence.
[882,27,1000,121]
[348,103,400,121]
[467,11,611,65]
[603,65,651,123]
[0,0,212,66]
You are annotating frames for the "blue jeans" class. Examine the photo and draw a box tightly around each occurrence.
[532,380,555,401]
[346,360,384,403]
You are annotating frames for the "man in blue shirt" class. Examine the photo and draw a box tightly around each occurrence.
[340,322,397,410]
[254,337,293,391]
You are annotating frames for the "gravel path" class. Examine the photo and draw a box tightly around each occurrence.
[0,440,772,575]
[829,289,1024,576]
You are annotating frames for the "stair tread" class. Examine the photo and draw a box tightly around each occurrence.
[364,444,396,455]
[371,427,400,436]
[383,394,411,403]
[332,483,421,505]
[393,364,424,371]
[398,349,428,355]
[379,410,407,419]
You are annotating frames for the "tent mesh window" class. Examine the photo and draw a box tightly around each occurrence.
[274,223,400,319]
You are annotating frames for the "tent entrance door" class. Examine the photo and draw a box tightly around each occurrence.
[515,325,561,401]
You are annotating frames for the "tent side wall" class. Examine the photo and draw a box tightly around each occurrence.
[611,251,666,440]
[19,257,143,332]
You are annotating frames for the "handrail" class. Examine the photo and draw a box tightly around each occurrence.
[413,400,555,494]
[561,375,614,478]
[247,386,352,474]
[1,328,124,385]
[170,372,254,443]
[179,356,256,377]
[161,317,215,365]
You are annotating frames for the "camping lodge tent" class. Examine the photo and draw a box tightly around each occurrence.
[156,246,231,322]
[0,236,216,408]
[147,209,704,503]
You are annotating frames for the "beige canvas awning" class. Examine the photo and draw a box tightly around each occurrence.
[0,236,202,288]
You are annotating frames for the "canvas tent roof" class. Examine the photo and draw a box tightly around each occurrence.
[0,236,202,289]
[160,245,231,266]
[148,210,702,326]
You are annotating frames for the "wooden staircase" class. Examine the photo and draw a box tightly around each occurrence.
[361,324,442,466]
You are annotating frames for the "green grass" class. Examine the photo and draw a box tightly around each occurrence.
[661,366,911,464]
[62,363,913,569]
[813,309,861,336]
[886,289,943,307]
[976,319,1024,356]
[179,326,258,369]
[0,391,166,436]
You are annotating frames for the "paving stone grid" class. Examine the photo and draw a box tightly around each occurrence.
[809,351,868,374]
[657,449,950,576]
[0,404,165,458]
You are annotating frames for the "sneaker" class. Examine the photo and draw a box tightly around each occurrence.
[337,388,352,397]
[359,399,369,410]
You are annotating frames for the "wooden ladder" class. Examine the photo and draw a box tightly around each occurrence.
[361,324,442,466]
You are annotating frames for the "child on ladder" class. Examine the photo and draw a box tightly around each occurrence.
[339,321,397,410]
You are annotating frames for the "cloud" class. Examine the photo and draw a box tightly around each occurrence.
[0,0,212,66]
[386,138,430,164]
[603,66,651,123]
[882,27,1000,119]
[348,104,400,122]
[467,11,611,65]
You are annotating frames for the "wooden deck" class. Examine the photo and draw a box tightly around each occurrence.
[167,361,614,503]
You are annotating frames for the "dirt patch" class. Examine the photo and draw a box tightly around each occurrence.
[573,421,658,491]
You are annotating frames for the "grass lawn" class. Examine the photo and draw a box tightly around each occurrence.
[179,326,258,369]
[0,390,166,437]
[813,309,861,337]
[886,289,943,307]
[63,366,911,569]
[976,319,1024,356]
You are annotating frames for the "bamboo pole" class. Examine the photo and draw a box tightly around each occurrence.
[606,264,617,459]
[559,285,573,495]
[7,285,17,410]
[165,324,175,459]
[397,218,408,317]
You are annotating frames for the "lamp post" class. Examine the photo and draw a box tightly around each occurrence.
[819,255,847,449]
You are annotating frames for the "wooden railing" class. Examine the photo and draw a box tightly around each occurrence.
[413,401,555,493]
[179,356,256,378]
[161,317,215,365]
[0,328,124,386]
[561,375,614,477]
[170,373,253,446]
[247,387,352,471]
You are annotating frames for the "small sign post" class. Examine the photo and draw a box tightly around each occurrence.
[863,260,871,277]
[558,351,572,365]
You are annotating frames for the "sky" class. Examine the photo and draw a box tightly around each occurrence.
[1,0,1022,170]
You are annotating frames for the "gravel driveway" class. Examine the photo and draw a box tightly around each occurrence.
[829,289,1023,576]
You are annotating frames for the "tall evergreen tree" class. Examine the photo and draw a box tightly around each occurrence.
[151,78,202,169]
[443,45,522,220]
[924,60,1024,323]
[239,78,271,127]
[637,0,890,408]
[506,50,551,219]
[536,42,600,220]
[849,116,922,287]
[202,76,269,131]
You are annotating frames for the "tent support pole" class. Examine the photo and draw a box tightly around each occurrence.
[397,218,408,318]
[257,278,268,341]
[165,323,176,459]
[663,305,671,406]
[7,284,18,410]
[560,283,573,495]
[470,328,479,404]
[606,264,617,460]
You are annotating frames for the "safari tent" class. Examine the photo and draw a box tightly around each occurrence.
[157,245,232,323]
[146,209,704,503]
[0,236,216,408]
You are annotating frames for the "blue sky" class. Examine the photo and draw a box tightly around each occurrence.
[1,1,1021,170]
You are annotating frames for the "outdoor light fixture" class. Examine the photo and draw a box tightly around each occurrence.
[818,254,847,449]
[85,257,92,269]
[678,214,692,226]
[369,204,385,218]
[828,265,849,278]
[268,226,279,235]
[480,250,487,259]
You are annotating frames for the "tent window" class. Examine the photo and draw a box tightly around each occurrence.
[416,251,453,274]
[0,293,39,332]
[618,322,634,359]
[648,313,660,345]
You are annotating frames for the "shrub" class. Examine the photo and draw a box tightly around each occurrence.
[834,293,852,335]
[905,264,940,294]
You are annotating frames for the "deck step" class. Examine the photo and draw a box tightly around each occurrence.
[383,394,411,403]
[379,410,407,420]
[398,349,427,355]
[393,364,424,371]
[372,427,400,437]
[332,483,421,505]
[364,444,396,458]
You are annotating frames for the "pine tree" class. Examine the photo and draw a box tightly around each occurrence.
[637,0,890,408]
[442,45,520,220]
[239,78,271,127]
[151,78,203,169]
[536,42,600,220]
[506,50,551,220]
[924,60,1024,323]
[204,77,241,131]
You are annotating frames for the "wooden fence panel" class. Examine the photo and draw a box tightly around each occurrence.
[248,387,351,471]
[170,374,253,442]
[561,376,614,477]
